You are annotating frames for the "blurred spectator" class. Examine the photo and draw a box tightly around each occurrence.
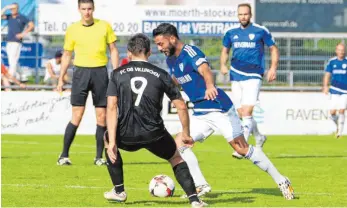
[1,3,34,80]
[44,50,71,89]
[1,63,26,91]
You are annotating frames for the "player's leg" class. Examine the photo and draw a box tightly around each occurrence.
[240,79,266,147]
[336,94,347,138]
[229,136,294,200]
[329,94,339,133]
[146,132,206,207]
[91,67,109,165]
[103,133,131,202]
[57,67,90,165]
[214,108,294,200]
[176,116,213,197]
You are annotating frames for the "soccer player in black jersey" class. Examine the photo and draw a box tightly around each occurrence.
[103,33,207,207]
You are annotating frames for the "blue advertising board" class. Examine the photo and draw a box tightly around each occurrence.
[255,0,347,32]
[1,42,43,68]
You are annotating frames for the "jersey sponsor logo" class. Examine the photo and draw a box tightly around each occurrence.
[332,69,346,74]
[248,33,255,40]
[176,74,192,84]
[179,63,184,72]
[343,64,347,69]
[233,42,256,48]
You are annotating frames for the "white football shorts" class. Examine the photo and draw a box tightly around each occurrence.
[329,93,347,110]
[231,79,262,109]
[189,106,244,143]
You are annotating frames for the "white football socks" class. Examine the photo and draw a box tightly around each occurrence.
[245,145,285,184]
[242,116,253,142]
[329,114,338,126]
[179,147,208,187]
[338,114,345,135]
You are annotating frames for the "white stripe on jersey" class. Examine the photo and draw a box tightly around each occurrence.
[253,23,271,34]
[330,86,347,93]
[184,45,197,57]
[230,66,262,78]
[184,48,195,57]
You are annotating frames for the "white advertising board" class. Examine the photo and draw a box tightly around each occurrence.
[1,91,345,135]
[38,0,254,36]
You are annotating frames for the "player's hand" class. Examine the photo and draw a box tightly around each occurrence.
[267,68,277,82]
[107,144,118,164]
[176,132,194,148]
[15,33,24,40]
[205,85,218,100]
[220,65,229,75]
[56,78,64,93]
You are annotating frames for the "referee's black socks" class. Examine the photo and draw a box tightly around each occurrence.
[96,125,106,159]
[61,122,78,158]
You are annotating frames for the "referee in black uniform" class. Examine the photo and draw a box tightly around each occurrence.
[103,33,207,207]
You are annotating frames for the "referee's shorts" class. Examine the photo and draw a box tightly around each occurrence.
[71,66,109,107]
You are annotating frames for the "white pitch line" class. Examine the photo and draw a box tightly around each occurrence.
[2,183,346,196]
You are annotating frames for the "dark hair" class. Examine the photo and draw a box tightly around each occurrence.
[127,33,151,56]
[55,50,63,58]
[152,23,179,39]
[238,3,252,14]
[78,0,94,6]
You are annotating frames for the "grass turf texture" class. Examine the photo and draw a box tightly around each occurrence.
[2,134,347,207]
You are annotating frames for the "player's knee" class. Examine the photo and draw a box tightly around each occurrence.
[229,135,249,155]
[241,106,254,116]
[168,150,184,167]
[95,109,106,125]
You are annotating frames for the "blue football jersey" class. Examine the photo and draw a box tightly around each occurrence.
[325,57,347,94]
[166,44,233,115]
[223,23,275,81]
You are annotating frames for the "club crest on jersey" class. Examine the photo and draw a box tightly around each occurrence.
[248,34,255,40]
[333,64,337,68]
[343,64,347,69]
[179,63,184,72]
[233,35,239,39]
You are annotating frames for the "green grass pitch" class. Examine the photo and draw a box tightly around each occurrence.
[1,134,347,207]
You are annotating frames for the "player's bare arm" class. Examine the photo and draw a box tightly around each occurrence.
[267,45,279,82]
[171,75,180,87]
[171,98,193,146]
[108,41,119,69]
[197,63,218,100]
[323,72,331,95]
[57,50,72,92]
[106,96,119,164]
[220,46,230,75]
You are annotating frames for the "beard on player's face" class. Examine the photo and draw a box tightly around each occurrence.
[161,43,176,57]
[240,20,250,27]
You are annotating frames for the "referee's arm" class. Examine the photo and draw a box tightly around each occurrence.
[108,42,119,69]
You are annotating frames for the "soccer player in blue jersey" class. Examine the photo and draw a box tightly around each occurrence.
[220,3,279,158]
[153,23,294,200]
[323,43,347,138]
